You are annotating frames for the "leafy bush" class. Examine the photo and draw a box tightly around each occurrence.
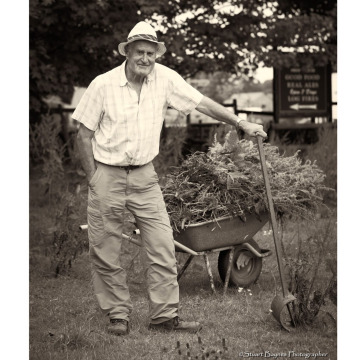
[305,124,337,204]
[153,125,188,182]
[271,124,337,205]
[50,186,88,277]
[30,115,65,164]
[283,218,337,327]
[30,115,66,198]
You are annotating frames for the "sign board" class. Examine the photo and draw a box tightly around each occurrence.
[273,65,331,120]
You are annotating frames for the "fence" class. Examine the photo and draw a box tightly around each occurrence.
[49,98,337,154]
[186,98,336,151]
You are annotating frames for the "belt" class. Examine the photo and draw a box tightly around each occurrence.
[118,165,142,172]
[96,160,146,173]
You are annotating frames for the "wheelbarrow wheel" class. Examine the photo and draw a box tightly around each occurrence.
[218,239,263,288]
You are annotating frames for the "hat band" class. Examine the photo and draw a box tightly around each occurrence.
[127,34,158,42]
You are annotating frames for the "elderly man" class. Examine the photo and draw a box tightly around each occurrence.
[73,21,266,336]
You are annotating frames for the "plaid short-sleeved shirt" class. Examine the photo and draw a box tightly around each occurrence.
[72,61,203,166]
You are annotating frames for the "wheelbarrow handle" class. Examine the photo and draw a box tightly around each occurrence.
[255,135,288,298]
[80,224,199,256]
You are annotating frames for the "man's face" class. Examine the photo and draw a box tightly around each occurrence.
[125,41,157,79]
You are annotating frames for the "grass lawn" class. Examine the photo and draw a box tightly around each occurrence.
[29,167,337,360]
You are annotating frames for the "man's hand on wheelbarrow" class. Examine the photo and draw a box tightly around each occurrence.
[237,119,267,138]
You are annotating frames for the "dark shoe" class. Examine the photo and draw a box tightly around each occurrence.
[149,316,202,333]
[108,319,129,335]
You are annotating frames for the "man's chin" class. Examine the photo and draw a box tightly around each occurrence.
[136,65,153,75]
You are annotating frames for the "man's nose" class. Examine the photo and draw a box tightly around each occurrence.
[141,53,149,63]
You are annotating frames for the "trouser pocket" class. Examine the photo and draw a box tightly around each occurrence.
[88,161,102,188]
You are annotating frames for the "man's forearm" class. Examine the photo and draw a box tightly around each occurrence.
[195,96,267,137]
[76,132,96,182]
[195,96,239,127]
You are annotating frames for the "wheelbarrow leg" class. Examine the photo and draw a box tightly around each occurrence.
[203,254,216,294]
[223,247,235,295]
[177,255,194,281]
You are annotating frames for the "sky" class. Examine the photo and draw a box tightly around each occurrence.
[253,67,274,83]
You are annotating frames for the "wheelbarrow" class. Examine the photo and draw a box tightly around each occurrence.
[174,134,297,331]
[172,212,271,294]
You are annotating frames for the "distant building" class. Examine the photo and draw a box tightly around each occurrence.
[179,91,274,127]
[43,87,87,131]
[164,108,187,127]
[226,91,273,112]
[44,86,86,110]
[225,91,274,129]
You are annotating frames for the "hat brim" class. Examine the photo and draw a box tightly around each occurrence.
[118,39,166,58]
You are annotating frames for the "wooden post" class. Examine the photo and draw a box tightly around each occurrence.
[233,98,238,115]
[203,254,216,294]
[327,64,333,123]
[223,247,235,295]
[273,67,279,124]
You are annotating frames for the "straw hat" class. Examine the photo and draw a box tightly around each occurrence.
[118,21,166,58]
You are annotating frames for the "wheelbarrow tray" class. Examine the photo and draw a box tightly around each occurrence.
[174,212,269,252]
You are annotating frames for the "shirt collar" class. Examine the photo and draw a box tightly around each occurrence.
[119,61,155,87]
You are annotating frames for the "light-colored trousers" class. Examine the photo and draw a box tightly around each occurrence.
[87,161,179,323]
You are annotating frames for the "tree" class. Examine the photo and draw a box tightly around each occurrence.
[29,0,169,121]
[30,0,337,121]
[261,0,337,70]
[158,0,337,77]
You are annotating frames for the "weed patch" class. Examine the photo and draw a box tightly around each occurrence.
[281,218,337,327]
